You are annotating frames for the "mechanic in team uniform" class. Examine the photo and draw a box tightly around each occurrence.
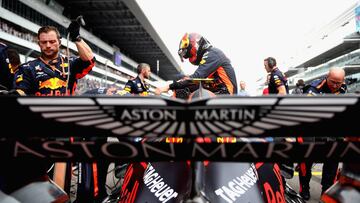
[0,42,20,91]
[120,63,151,96]
[1,22,94,196]
[155,33,237,95]
[264,56,296,197]
[14,25,94,96]
[298,67,346,200]
[264,57,289,95]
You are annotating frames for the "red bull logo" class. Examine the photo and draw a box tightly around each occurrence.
[180,33,189,49]
[39,78,67,90]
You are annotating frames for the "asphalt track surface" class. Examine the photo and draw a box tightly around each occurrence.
[287,163,327,203]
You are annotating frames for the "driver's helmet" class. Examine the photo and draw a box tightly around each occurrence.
[178,33,212,65]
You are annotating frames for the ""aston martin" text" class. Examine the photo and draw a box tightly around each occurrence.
[195,109,256,121]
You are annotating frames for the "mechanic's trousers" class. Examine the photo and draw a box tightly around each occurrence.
[298,161,339,193]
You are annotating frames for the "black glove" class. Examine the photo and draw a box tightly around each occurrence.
[0,90,8,95]
[0,89,20,95]
[67,20,81,42]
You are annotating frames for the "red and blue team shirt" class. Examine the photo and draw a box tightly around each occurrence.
[303,77,347,95]
[268,68,289,94]
[14,55,95,96]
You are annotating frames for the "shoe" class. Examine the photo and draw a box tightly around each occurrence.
[300,189,310,201]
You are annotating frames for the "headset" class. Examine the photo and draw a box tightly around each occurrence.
[266,57,276,69]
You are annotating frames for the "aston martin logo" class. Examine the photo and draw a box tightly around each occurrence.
[17,97,358,138]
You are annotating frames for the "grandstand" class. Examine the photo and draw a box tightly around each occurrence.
[284,2,360,92]
[256,2,360,94]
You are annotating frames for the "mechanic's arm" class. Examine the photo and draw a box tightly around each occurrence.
[155,77,192,95]
[67,18,93,61]
[156,56,221,95]
[13,66,34,96]
[75,39,94,61]
[116,80,135,95]
[277,85,287,95]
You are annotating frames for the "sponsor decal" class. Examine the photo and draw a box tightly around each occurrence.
[165,137,183,143]
[39,78,67,90]
[139,92,149,96]
[118,108,256,121]
[274,75,282,85]
[202,51,209,59]
[217,137,237,143]
[60,63,68,68]
[263,164,285,203]
[143,163,178,203]
[194,109,256,121]
[15,74,23,83]
[35,90,68,96]
[120,109,177,121]
[3,140,359,162]
[180,33,189,49]
[214,166,258,203]
[120,163,142,203]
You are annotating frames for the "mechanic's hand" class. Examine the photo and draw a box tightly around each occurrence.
[155,86,169,95]
[67,20,81,42]
[179,76,190,82]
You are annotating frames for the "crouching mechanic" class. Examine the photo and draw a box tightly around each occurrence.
[298,67,346,200]
[14,24,94,96]
[155,33,237,95]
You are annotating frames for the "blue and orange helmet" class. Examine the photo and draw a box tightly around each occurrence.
[178,33,211,65]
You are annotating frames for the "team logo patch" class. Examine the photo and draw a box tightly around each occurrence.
[140,92,149,96]
[15,74,23,83]
[35,65,42,71]
[39,78,67,90]
[60,63,69,68]
[274,75,281,85]
[203,52,209,59]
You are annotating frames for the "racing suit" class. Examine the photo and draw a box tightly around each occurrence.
[14,55,95,95]
[169,47,238,95]
[299,77,346,194]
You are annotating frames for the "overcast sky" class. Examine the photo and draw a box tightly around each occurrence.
[136,0,359,94]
